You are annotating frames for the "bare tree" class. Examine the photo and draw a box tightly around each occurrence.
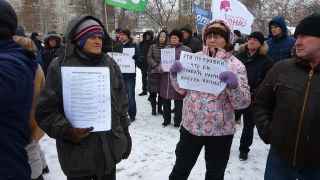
[144,0,178,29]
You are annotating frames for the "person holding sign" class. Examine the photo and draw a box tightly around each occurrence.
[159,29,191,127]
[169,21,251,180]
[118,29,141,122]
[147,30,168,115]
[36,16,131,180]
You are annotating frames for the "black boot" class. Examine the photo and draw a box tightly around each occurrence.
[139,91,148,96]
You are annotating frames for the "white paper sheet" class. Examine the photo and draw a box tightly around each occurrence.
[108,52,136,73]
[161,48,176,72]
[123,48,135,57]
[177,51,228,95]
[61,67,111,132]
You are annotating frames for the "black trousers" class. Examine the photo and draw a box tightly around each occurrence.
[236,106,255,153]
[169,127,234,180]
[67,171,116,180]
[141,70,148,92]
[163,99,183,125]
[149,92,162,112]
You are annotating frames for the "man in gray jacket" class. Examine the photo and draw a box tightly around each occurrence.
[36,16,131,180]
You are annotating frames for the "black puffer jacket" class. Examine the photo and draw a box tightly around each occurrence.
[254,58,320,168]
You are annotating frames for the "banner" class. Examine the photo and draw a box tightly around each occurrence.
[177,51,228,95]
[108,52,136,73]
[161,48,176,72]
[211,0,254,34]
[105,0,147,12]
[193,4,212,33]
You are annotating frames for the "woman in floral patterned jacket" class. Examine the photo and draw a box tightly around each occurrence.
[169,21,251,180]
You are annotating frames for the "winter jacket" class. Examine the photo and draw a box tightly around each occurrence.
[181,49,251,136]
[236,43,273,94]
[41,32,64,76]
[183,36,202,53]
[159,44,191,100]
[254,58,320,168]
[35,16,130,177]
[0,39,36,180]
[147,43,165,93]
[121,40,141,79]
[139,31,154,71]
[266,16,295,63]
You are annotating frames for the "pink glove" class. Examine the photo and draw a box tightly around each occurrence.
[170,61,184,73]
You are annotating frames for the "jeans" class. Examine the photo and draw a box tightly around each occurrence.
[169,127,234,180]
[123,76,137,119]
[265,147,320,180]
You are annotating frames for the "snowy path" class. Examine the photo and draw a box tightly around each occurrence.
[41,70,269,180]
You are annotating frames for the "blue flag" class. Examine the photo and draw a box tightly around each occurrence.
[193,4,212,33]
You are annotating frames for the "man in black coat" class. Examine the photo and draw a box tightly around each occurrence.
[181,24,202,53]
[254,13,320,180]
[235,31,273,161]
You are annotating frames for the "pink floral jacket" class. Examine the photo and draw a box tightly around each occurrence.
[181,48,251,136]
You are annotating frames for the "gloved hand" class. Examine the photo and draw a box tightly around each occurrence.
[63,127,94,144]
[170,61,184,73]
[219,71,239,89]
[122,127,132,159]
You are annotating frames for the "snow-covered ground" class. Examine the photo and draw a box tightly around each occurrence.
[41,70,270,180]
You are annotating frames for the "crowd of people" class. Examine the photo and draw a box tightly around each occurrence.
[1,0,320,180]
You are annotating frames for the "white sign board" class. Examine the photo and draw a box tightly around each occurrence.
[177,51,228,95]
[108,52,136,73]
[161,48,176,72]
[62,67,112,132]
[123,48,135,57]
[211,0,254,34]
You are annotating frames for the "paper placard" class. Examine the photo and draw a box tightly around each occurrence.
[161,48,176,72]
[108,52,136,73]
[177,51,228,95]
[61,67,111,132]
[123,48,135,57]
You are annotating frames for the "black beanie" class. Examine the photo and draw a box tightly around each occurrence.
[249,31,265,45]
[169,29,183,42]
[294,13,320,38]
[0,0,18,38]
[119,29,131,38]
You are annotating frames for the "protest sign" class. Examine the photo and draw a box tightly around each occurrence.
[177,51,228,95]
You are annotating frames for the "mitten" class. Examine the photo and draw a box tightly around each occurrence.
[170,61,183,73]
[219,71,239,89]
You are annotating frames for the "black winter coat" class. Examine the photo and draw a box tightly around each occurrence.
[254,58,320,168]
[236,43,273,94]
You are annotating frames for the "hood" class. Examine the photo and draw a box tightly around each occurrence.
[62,15,113,61]
[268,16,289,37]
[142,31,154,42]
[238,42,269,56]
